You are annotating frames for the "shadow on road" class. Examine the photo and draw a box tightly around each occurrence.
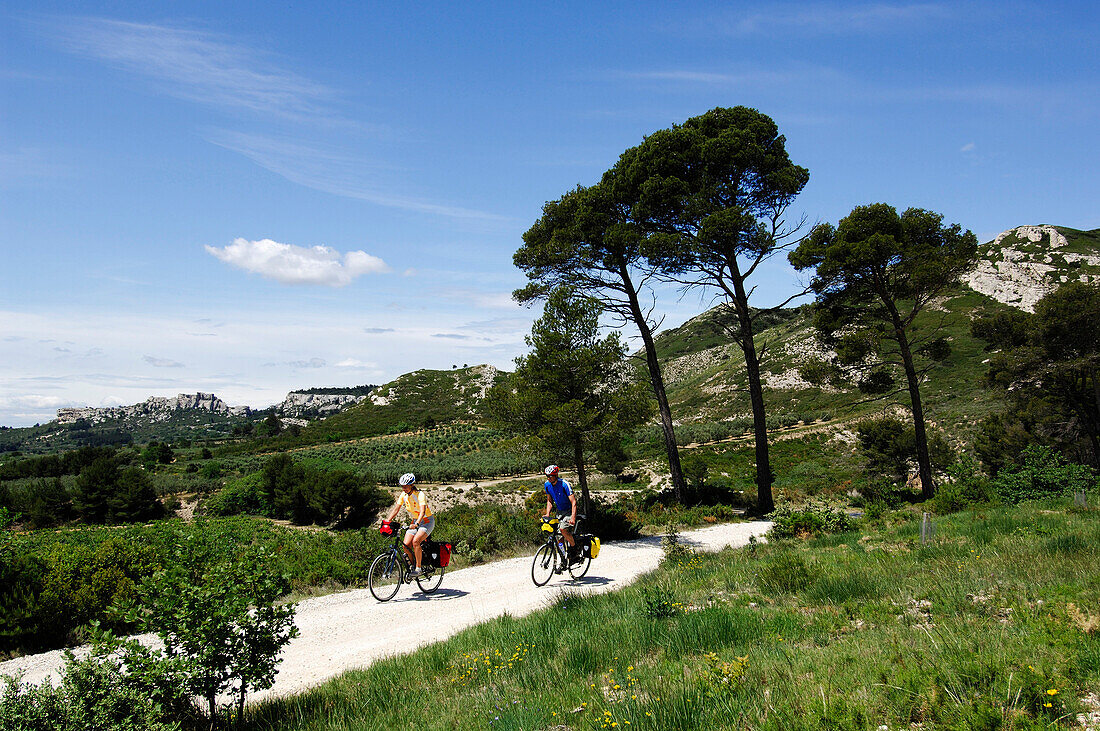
[400,587,471,602]
[568,575,612,587]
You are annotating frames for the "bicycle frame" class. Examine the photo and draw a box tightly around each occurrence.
[368,523,445,601]
[531,514,591,586]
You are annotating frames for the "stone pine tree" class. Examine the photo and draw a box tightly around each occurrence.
[790,203,978,498]
[483,287,650,512]
[608,106,809,514]
[514,184,686,499]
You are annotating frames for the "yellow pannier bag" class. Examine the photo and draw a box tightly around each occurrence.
[588,536,601,558]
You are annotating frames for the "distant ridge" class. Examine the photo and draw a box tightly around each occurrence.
[57,392,250,425]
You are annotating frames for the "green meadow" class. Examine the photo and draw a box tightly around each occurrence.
[243,501,1100,730]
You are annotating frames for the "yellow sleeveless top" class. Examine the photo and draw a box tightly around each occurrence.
[400,489,432,519]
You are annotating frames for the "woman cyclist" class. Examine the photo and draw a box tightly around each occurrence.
[384,472,435,576]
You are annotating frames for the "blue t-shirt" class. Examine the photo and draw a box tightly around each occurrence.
[544,477,574,513]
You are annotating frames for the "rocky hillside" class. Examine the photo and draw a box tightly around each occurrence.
[652,224,1100,432]
[5,225,1096,455]
[962,225,1100,311]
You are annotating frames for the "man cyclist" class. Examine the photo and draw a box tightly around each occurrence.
[384,472,434,577]
[542,465,579,562]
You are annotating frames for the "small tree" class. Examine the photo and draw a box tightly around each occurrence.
[515,182,687,498]
[120,543,299,727]
[483,287,651,511]
[790,204,978,498]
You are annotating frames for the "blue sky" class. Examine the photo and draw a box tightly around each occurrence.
[2,2,1098,426]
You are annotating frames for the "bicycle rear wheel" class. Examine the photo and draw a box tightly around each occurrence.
[568,553,592,579]
[531,543,556,586]
[368,551,402,602]
[416,566,445,594]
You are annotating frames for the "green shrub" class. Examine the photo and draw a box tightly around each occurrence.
[932,457,996,514]
[203,472,269,517]
[993,444,1097,504]
[768,502,854,539]
[0,635,191,731]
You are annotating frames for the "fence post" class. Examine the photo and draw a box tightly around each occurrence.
[1075,491,1088,509]
[921,512,929,544]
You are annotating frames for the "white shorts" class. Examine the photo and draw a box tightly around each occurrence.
[406,515,435,537]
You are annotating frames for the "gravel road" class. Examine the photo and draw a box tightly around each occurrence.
[0,520,770,701]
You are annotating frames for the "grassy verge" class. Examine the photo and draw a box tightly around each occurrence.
[243,502,1100,730]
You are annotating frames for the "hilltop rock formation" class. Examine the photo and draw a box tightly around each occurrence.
[277,392,369,417]
[962,225,1100,312]
[58,393,249,425]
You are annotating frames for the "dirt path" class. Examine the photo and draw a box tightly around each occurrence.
[0,521,771,701]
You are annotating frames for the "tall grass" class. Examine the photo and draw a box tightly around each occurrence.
[243,502,1100,730]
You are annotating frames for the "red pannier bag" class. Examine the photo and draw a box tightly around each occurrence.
[438,542,452,568]
[379,520,394,536]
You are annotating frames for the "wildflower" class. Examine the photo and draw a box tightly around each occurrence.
[1047,688,1058,696]
[1044,702,1053,708]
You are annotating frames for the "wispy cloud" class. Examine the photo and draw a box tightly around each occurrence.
[207,131,508,220]
[723,3,952,36]
[363,327,395,334]
[206,238,390,287]
[48,17,334,121]
[432,333,473,340]
[334,358,375,368]
[144,355,184,368]
[960,142,976,152]
[286,358,327,369]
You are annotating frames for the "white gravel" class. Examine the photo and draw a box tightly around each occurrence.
[0,520,770,701]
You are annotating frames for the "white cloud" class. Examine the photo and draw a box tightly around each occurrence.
[0,394,74,411]
[334,358,375,368]
[960,142,976,152]
[144,355,184,368]
[205,238,390,286]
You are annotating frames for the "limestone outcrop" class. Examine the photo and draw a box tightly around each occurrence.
[58,392,247,424]
[277,392,368,417]
[962,225,1100,312]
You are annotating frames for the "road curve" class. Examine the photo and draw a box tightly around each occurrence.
[0,521,771,701]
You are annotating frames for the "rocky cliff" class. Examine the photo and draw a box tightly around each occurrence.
[962,225,1100,312]
[277,392,369,417]
[57,393,250,425]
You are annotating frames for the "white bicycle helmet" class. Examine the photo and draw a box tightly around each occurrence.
[544,464,559,477]
[398,472,416,486]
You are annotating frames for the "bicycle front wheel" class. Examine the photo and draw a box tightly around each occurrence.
[416,566,445,594]
[368,551,402,602]
[568,553,593,580]
[531,543,557,586]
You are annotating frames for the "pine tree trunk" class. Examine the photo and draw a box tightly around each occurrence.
[574,440,590,515]
[896,327,935,499]
[730,281,774,514]
[622,267,685,499]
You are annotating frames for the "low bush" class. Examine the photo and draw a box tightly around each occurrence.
[993,444,1097,504]
[0,634,193,731]
[768,502,854,539]
[931,457,996,514]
